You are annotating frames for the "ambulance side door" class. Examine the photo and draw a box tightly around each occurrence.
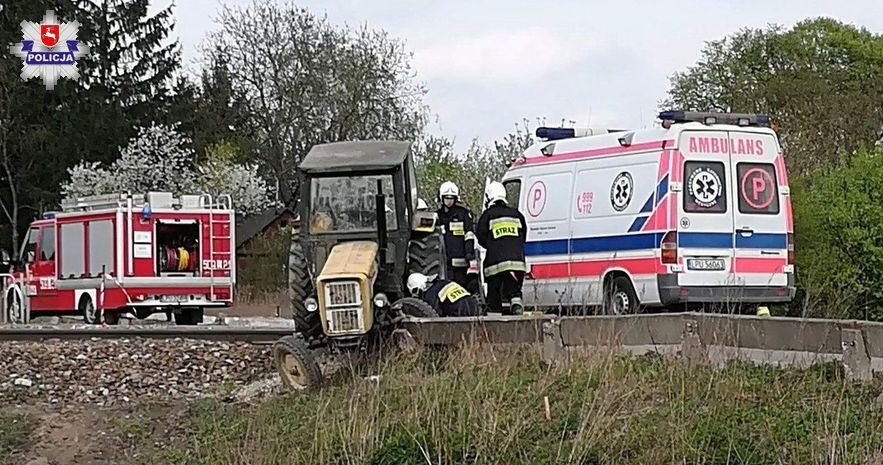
[520,166,574,308]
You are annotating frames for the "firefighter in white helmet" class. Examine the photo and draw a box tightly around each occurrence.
[406,272,481,317]
[476,181,527,314]
[436,181,479,291]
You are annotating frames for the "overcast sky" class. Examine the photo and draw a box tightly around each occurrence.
[156,0,881,151]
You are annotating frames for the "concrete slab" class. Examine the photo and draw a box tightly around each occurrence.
[559,313,685,347]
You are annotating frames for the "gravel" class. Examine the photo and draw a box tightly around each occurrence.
[0,338,275,407]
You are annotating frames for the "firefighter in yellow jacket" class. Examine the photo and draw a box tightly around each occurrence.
[476,181,527,315]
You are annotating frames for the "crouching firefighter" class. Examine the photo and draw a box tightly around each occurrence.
[406,272,482,317]
[476,181,527,315]
[436,181,479,290]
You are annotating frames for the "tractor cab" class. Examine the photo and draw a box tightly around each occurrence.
[286,140,445,353]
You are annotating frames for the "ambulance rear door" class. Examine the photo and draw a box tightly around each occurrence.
[676,130,735,287]
[728,130,789,288]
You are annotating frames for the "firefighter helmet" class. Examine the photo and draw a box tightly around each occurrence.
[484,181,507,207]
[438,181,459,201]
[407,272,430,295]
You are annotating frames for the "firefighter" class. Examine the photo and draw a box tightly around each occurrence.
[406,272,482,317]
[436,181,479,289]
[476,181,527,315]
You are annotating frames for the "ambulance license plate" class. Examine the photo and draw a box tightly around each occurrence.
[160,295,190,303]
[687,258,726,271]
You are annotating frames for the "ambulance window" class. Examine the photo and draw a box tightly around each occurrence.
[684,161,728,214]
[503,180,521,209]
[40,226,55,261]
[737,163,779,214]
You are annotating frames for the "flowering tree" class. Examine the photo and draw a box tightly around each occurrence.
[60,123,276,215]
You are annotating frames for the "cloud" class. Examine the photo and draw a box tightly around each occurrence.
[412,27,595,83]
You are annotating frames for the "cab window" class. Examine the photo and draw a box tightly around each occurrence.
[684,161,727,214]
[21,228,38,263]
[40,226,56,261]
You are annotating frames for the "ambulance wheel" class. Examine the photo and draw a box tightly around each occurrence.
[393,297,439,318]
[289,240,323,343]
[408,230,445,280]
[273,335,323,391]
[603,275,639,315]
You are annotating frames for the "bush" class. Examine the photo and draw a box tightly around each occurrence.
[792,145,883,320]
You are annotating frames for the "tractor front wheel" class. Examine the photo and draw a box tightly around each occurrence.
[273,335,323,391]
[393,297,439,318]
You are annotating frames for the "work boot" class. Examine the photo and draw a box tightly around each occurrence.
[510,297,524,315]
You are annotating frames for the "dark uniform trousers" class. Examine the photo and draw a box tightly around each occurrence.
[476,204,527,315]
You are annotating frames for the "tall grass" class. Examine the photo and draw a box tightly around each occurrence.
[158,343,883,465]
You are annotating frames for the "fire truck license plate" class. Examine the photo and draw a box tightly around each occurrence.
[686,258,726,271]
[160,295,190,303]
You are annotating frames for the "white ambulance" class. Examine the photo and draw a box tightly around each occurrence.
[498,111,795,314]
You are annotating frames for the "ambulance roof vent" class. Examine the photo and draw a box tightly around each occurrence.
[658,110,770,128]
[535,127,612,141]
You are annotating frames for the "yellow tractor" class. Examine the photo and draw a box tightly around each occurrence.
[273,140,446,390]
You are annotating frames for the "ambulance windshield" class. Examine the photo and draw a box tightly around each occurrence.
[309,175,397,233]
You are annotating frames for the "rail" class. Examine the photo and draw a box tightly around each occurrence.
[397,312,883,382]
[0,324,294,343]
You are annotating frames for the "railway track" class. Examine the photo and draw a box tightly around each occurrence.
[0,324,295,343]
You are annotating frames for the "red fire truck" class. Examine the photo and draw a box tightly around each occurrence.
[1,191,236,325]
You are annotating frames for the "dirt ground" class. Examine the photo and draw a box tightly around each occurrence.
[207,303,291,319]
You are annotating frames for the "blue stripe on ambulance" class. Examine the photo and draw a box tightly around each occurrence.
[524,232,787,256]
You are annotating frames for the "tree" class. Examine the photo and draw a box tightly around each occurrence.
[662,18,883,178]
[204,0,428,203]
[791,145,883,321]
[414,119,538,211]
[60,123,275,215]
[67,0,182,164]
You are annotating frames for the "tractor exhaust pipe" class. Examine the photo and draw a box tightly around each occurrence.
[375,179,387,265]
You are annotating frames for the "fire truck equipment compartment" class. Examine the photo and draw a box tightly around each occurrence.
[155,220,200,276]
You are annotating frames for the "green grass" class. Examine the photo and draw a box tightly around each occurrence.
[143,345,883,465]
[0,411,38,465]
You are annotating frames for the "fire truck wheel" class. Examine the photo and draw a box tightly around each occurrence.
[273,335,322,391]
[4,287,24,323]
[81,297,100,325]
[174,307,204,326]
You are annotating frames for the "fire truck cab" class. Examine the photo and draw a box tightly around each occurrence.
[1,192,236,325]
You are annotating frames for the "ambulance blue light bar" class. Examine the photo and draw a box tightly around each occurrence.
[536,127,576,140]
[658,111,770,128]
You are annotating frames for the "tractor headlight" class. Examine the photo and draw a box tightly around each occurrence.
[373,293,388,308]
[304,297,318,312]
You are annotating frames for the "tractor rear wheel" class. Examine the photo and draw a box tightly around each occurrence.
[289,239,323,343]
[408,231,445,279]
[394,297,439,318]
